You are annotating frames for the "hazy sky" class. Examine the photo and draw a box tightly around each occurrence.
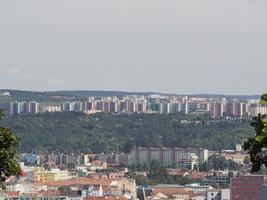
[0,0,267,95]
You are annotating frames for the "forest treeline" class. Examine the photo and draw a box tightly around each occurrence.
[0,112,253,153]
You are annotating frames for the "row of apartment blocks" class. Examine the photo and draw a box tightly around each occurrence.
[129,147,208,170]
[8,96,267,117]
[212,101,267,118]
[24,147,208,171]
[21,148,208,170]
[9,100,189,115]
[9,101,39,114]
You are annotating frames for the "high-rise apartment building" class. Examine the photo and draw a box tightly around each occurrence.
[28,101,39,114]
[9,102,21,114]
[183,101,188,114]
[212,102,225,118]
[73,102,83,111]
[61,102,73,111]
[9,101,39,114]
[250,105,267,117]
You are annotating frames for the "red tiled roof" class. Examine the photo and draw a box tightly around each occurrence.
[152,188,188,195]
[84,196,127,200]
[188,191,206,198]
[46,178,113,187]
[5,191,20,197]
[37,190,60,196]
[20,172,28,177]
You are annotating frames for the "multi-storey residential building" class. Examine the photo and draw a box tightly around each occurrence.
[9,101,39,114]
[34,167,70,183]
[61,102,74,111]
[220,151,248,165]
[184,183,213,194]
[28,101,39,114]
[96,153,130,165]
[249,104,267,117]
[73,102,83,111]
[57,153,83,166]
[84,101,93,111]
[130,147,208,169]
[20,153,40,165]
[212,102,225,118]
[9,101,20,114]
[138,147,150,165]
[211,100,254,118]
[176,153,199,170]
[201,175,229,187]
[162,148,174,167]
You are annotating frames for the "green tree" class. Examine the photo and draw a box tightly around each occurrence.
[199,155,240,172]
[2,111,253,153]
[0,109,21,188]
[244,94,267,172]
[58,186,72,191]
[142,163,149,171]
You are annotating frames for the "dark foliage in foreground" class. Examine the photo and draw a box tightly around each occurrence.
[0,109,21,188]
[244,94,267,172]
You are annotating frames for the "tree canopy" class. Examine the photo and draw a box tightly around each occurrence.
[1,112,253,154]
[199,155,241,172]
[244,94,267,172]
[125,161,196,186]
[0,109,21,188]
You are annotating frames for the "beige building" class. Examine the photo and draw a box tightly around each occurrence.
[34,168,70,183]
[220,152,248,165]
[41,106,61,112]
[110,179,137,200]
[150,186,190,200]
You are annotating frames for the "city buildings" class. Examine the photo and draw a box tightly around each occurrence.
[262,185,267,200]
[200,175,229,187]
[4,151,258,200]
[129,147,208,169]
[220,144,249,165]
[8,95,267,119]
[230,175,267,200]
[149,184,190,200]
[206,189,230,200]
[34,167,70,182]
[9,101,39,114]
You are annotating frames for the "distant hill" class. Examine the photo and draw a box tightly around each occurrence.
[186,94,261,101]
[0,89,162,101]
[0,89,261,102]
[53,90,161,97]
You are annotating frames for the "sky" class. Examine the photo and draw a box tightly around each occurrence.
[0,0,267,95]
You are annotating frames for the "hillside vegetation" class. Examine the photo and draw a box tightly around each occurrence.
[0,112,253,153]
